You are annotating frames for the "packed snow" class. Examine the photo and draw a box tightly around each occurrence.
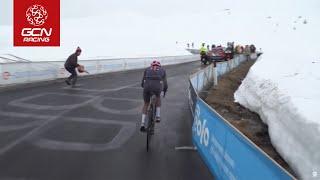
[234,13,320,179]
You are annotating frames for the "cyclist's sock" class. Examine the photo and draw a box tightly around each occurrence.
[156,107,161,117]
[141,114,146,125]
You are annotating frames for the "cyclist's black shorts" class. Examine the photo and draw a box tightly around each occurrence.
[143,87,161,103]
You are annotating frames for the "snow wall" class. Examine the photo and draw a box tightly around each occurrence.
[188,55,295,180]
[234,56,320,179]
[0,55,198,86]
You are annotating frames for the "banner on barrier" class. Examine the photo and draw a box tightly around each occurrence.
[0,63,58,84]
[192,98,292,180]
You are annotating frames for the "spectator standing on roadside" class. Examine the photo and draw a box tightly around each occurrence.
[64,47,82,87]
[200,43,208,64]
[200,43,207,53]
[250,44,256,53]
[225,42,234,59]
[249,44,258,60]
[244,45,251,60]
[235,45,241,54]
[244,45,250,55]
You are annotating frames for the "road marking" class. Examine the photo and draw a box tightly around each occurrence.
[0,120,42,132]
[92,98,141,115]
[0,94,106,155]
[0,88,140,154]
[8,93,96,110]
[61,83,139,92]
[67,117,135,125]
[102,97,141,102]
[175,146,197,151]
[31,117,136,151]
[0,68,192,154]
[126,87,142,90]
[0,110,53,119]
[62,84,84,88]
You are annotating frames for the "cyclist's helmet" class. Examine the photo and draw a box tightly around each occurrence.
[151,60,161,67]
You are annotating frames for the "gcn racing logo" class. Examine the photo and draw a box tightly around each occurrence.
[14,0,60,46]
[22,5,51,43]
[26,5,48,26]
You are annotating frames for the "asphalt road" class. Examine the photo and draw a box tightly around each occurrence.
[0,61,213,180]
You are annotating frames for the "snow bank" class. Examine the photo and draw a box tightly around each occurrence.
[233,0,320,177]
[235,44,320,179]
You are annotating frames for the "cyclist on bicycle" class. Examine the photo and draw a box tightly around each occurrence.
[140,60,168,132]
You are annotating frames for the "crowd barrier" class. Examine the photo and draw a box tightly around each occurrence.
[0,55,198,86]
[188,55,295,180]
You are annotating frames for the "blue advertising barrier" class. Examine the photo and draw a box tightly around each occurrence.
[189,55,294,180]
[192,99,293,180]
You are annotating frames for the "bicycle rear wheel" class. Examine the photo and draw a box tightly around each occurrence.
[146,96,156,152]
[146,127,150,152]
[147,120,155,151]
[146,107,153,152]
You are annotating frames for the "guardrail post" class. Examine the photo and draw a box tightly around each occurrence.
[227,60,232,72]
[209,64,212,82]
[27,63,31,83]
[213,61,218,86]
[203,69,206,89]
[124,60,127,70]
[231,58,235,69]
[196,73,199,92]
[0,64,3,85]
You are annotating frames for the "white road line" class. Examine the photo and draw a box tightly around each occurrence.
[0,120,43,132]
[0,110,53,119]
[102,97,141,102]
[175,146,197,151]
[61,83,139,92]
[67,117,135,126]
[8,93,97,110]
[92,98,141,115]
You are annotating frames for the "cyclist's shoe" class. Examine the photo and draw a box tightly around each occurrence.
[155,116,161,123]
[65,80,71,85]
[140,125,146,132]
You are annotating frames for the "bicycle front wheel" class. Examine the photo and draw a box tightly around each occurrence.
[146,128,150,152]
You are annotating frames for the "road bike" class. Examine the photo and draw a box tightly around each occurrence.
[145,92,165,152]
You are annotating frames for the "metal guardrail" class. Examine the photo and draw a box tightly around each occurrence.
[0,55,199,86]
